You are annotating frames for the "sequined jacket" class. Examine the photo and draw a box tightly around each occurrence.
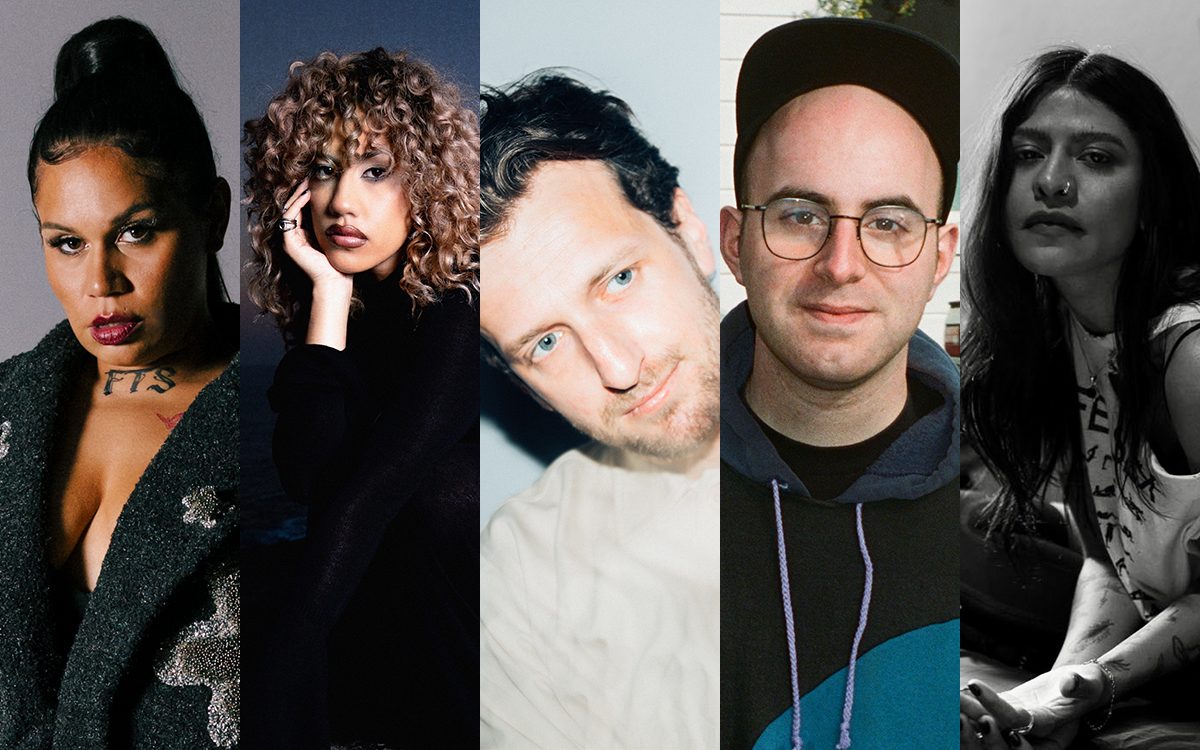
[0,320,239,750]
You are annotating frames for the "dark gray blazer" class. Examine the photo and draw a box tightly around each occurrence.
[0,321,238,749]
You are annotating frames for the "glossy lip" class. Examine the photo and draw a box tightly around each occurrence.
[625,362,679,417]
[801,302,872,325]
[89,314,142,346]
[1022,210,1083,232]
[326,224,367,248]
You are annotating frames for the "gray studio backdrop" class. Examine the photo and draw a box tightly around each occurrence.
[0,1,240,360]
[238,0,480,529]
[480,0,721,528]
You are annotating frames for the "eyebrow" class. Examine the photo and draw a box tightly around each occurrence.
[503,243,640,362]
[39,202,159,234]
[762,186,925,214]
[319,147,393,164]
[1012,126,1131,148]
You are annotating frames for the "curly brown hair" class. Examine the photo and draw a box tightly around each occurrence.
[244,48,478,339]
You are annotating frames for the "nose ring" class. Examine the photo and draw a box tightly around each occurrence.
[1056,178,1071,197]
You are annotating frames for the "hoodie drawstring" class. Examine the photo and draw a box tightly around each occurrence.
[771,479,875,750]
[771,478,803,750]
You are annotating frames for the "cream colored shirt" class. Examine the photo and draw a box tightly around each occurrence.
[480,442,720,749]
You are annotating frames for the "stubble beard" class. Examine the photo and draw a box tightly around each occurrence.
[575,270,721,461]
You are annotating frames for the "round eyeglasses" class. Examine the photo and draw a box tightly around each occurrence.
[739,197,943,268]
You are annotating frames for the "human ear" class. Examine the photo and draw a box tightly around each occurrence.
[205,178,232,253]
[670,188,715,277]
[929,222,958,297]
[719,205,746,285]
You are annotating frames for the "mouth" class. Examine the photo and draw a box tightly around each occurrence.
[624,362,679,417]
[1023,211,1083,233]
[801,302,872,325]
[89,314,142,346]
[325,224,368,248]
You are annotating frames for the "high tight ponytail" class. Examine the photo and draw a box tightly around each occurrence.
[28,16,228,307]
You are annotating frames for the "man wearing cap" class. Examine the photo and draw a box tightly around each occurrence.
[478,73,721,748]
[719,18,960,749]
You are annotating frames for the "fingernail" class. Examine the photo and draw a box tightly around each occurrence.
[980,718,992,736]
[968,683,982,697]
[1006,730,1021,747]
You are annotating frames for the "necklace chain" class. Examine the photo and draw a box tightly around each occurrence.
[1070,314,1112,388]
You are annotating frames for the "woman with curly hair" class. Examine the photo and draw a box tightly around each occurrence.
[242,48,479,749]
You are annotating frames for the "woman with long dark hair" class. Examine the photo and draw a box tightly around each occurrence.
[959,48,1200,747]
[0,17,238,749]
[242,49,479,749]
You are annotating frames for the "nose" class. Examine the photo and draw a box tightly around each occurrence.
[1033,153,1074,205]
[582,325,643,392]
[327,173,358,217]
[811,217,867,284]
[86,246,131,297]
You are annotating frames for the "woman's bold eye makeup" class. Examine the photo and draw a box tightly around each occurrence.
[310,162,337,181]
[43,216,160,256]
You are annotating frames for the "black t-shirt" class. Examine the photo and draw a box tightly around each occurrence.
[748,373,942,499]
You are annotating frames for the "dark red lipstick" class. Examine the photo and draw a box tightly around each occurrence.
[326,224,367,248]
[90,314,141,346]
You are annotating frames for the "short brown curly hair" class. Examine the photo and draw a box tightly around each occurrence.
[244,48,478,340]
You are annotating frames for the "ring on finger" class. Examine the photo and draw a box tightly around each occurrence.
[1013,710,1034,735]
[277,218,299,232]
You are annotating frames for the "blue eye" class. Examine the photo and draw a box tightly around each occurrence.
[531,331,561,362]
[607,268,634,292]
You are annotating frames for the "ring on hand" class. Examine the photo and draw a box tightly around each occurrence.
[1013,710,1035,736]
[277,218,298,231]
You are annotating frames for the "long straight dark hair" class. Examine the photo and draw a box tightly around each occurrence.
[962,47,1200,538]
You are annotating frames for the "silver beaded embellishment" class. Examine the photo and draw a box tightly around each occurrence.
[0,420,11,460]
[155,564,240,747]
[182,486,222,529]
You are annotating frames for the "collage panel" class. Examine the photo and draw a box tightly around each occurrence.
[238,1,480,748]
[960,0,1200,746]
[478,0,721,747]
[0,2,240,748]
[718,2,961,748]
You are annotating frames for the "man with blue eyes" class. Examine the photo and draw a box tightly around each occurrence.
[478,73,720,748]
[718,18,962,749]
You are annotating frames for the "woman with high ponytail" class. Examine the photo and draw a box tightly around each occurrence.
[0,17,238,749]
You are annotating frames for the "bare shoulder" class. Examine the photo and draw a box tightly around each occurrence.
[1163,327,1200,472]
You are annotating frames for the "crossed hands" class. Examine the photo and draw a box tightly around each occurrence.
[959,664,1109,749]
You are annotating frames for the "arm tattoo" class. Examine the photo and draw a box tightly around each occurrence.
[1080,619,1115,648]
[1172,636,1200,665]
[103,367,176,396]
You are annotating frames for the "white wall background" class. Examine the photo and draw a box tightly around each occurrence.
[719,0,960,344]
[961,0,1200,295]
[479,0,721,528]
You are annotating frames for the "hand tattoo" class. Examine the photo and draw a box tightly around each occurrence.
[103,367,176,396]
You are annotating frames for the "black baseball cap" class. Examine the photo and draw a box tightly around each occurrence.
[733,17,959,219]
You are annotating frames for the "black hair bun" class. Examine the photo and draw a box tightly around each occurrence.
[53,16,177,99]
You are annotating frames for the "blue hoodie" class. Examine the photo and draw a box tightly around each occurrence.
[720,301,960,749]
